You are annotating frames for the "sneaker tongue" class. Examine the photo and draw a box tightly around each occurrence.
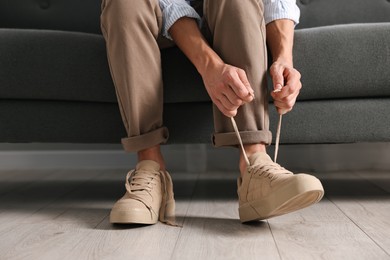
[136,160,161,172]
[249,152,273,166]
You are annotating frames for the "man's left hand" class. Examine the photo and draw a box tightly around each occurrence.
[269,61,302,115]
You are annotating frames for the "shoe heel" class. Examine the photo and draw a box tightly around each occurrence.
[239,204,261,223]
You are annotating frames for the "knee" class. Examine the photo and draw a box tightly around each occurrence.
[231,0,263,15]
[101,0,160,32]
[206,0,264,23]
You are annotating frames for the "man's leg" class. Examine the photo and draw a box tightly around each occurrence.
[100,0,175,225]
[101,0,167,164]
[203,0,272,164]
[203,0,324,222]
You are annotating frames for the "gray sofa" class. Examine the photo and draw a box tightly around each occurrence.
[1,0,390,147]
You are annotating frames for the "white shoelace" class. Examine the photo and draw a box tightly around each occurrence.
[274,114,282,163]
[230,114,282,166]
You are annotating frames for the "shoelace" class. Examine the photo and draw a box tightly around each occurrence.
[127,170,158,193]
[230,114,283,167]
[125,169,179,226]
[250,161,292,179]
[274,114,282,163]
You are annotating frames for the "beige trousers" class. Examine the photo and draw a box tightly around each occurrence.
[100,0,272,152]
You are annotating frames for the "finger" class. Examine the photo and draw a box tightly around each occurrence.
[270,64,284,91]
[236,69,255,98]
[272,70,302,99]
[280,91,299,108]
[224,90,244,107]
[271,83,299,101]
[284,69,302,95]
[213,83,244,106]
[272,89,299,107]
[219,95,239,111]
[224,70,252,101]
[273,99,291,115]
[276,107,290,115]
[273,91,299,115]
[215,98,237,117]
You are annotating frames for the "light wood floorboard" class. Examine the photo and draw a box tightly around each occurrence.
[320,171,390,256]
[0,170,198,260]
[172,171,280,260]
[0,169,389,260]
[0,169,54,197]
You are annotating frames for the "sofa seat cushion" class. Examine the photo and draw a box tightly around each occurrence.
[294,23,390,101]
[2,98,390,144]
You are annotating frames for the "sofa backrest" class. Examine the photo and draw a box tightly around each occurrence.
[1,0,390,34]
[0,0,102,34]
[297,0,390,29]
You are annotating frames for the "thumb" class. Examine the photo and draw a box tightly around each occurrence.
[271,66,284,91]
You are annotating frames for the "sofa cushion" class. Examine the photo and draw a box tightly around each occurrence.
[0,29,117,103]
[1,23,389,104]
[1,0,390,33]
[297,0,390,29]
[2,98,390,144]
[294,23,390,101]
[0,0,102,34]
[0,28,210,104]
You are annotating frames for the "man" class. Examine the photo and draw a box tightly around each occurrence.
[100,0,324,225]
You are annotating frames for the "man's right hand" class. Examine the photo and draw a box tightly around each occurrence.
[201,62,254,117]
[168,17,254,117]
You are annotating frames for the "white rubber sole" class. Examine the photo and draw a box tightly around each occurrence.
[239,174,324,222]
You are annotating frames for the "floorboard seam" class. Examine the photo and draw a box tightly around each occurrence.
[267,221,283,260]
[169,171,201,260]
[326,195,390,257]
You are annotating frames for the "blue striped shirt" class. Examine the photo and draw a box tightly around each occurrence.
[159,0,300,39]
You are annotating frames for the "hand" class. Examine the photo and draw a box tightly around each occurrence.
[201,62,254,117]
[167,17,254,117]
[270,61,302,115]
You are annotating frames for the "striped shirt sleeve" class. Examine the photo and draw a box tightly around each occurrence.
[159,0,201,40]
[263,0,300,25]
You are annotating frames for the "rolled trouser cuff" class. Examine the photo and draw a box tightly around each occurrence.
[212,130,272,147]
[121,127,169,152]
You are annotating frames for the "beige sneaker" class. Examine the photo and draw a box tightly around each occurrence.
[110,160,177,225]
[237,152,324,222]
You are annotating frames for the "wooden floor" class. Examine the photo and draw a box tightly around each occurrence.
[0,168,389,260]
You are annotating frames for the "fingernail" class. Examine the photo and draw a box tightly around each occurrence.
[273,84,282,93]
